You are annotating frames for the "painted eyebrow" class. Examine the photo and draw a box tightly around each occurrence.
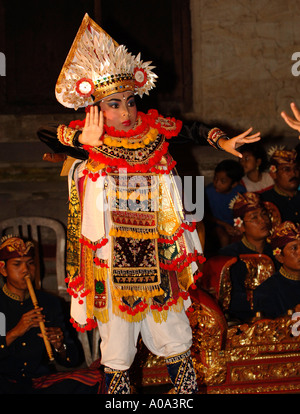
[106,94,135,102]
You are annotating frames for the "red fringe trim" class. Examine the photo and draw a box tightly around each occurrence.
[149,159,177,175]
[65,275,90,304]
[70,317,97,332]
[93,257,109,268]
[146,109,183,139]
[159,250,205,272]
[150,291,190,313]
[158,221,197,244]
[67,275,84,292]
[119,301,148,316]
[68,110,182,141]
[102,110,182,139]
[69,119,86,129]
[189,270,203,291]
[103,112,148,137]
[79,237,109,251]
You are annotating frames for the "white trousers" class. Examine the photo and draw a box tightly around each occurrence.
[98,306,193,371]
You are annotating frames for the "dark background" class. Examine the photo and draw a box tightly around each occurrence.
[0,0,192,116]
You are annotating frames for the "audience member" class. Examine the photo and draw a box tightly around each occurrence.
[253,221,300,319]
[205,159,246,248]
[219,192,275,258]
[216,193,276,322]
[261,147,300,224]
[0,236,103,394]
[239,142,274,193]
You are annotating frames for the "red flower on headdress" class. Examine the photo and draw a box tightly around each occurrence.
[75,78,95,97]
[134,67,147,87]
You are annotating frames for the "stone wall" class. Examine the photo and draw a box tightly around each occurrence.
[0,113,77,226]
[189,0,300,147]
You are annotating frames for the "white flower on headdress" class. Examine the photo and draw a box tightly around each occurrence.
[134,68,147,86]
[273,247,281,256]
[133,53,157,97]
[269,164,277,173]
[76,78,95,97]
[234,217,243,227]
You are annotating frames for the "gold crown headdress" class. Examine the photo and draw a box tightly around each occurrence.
[268,221,300,253]
[229,192,263,218]
[267,145,297,169]
[267,145,285,159]
[0,236,34,261]
[55,13,157,110]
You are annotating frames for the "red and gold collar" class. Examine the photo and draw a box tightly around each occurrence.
[81,110,181,174]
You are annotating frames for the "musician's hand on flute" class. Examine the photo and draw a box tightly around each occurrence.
[40,327,65,352]
[6,308,44,346]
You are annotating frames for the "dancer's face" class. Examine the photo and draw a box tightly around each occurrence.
[99,91,138,132]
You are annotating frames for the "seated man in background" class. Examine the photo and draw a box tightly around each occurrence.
[261,147,300,225]
[219,192,275,258]
[0,236,103,394]
[218,192,277,322]
[253,221,300,319]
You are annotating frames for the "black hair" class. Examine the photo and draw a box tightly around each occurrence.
[215,159,244,183]
[239,142,269,172]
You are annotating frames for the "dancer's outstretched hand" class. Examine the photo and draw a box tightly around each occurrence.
[281,102,300,137]
[219,127,261,158]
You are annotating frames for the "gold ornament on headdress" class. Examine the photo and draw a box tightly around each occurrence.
[0,236,34,256]
[229,192,261,212]
[267,221,300,248]
[267,145,297,168]
[55,13,157,110]
[267,145,285,159]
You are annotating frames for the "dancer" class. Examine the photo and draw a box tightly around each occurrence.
[39,14,261,394]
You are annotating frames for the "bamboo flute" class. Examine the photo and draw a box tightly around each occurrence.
[24,275,55,362]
